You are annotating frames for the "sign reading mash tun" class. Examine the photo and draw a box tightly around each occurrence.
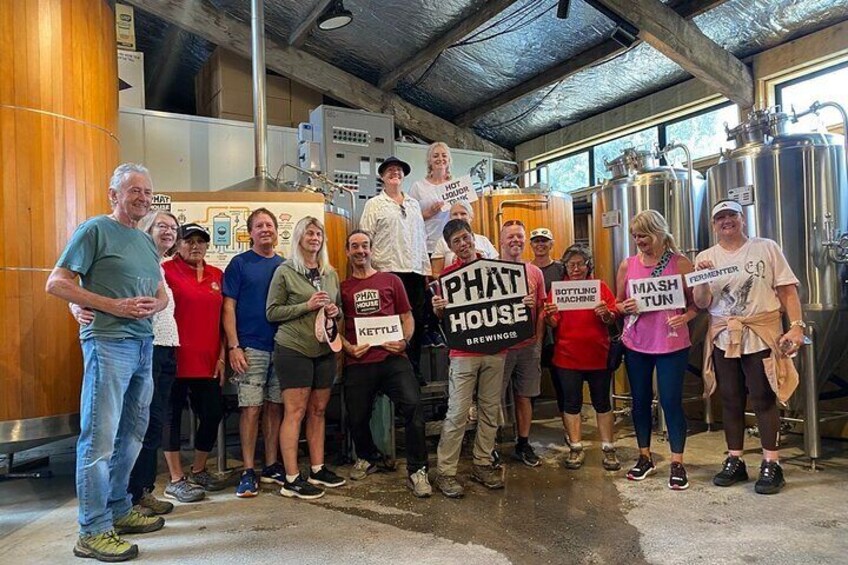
[684,265,741,286]
[440,259,533,354]
[551,280,600,310]
[629,274,686,313]
[354,315,404,346]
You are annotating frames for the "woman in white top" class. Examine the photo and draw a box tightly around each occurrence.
[693,200,804,495]
[430,200,497,275]
[409,142,452,254]
[360,156,430,377]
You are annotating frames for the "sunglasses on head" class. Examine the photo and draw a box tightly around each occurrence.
[502,219,524,229]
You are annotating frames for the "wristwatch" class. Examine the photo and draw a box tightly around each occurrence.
[789,320,807,329]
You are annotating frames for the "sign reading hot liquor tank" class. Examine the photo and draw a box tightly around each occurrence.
[551,280,600,310]
[629,274,686,313]
[437,175,478,210]
[440,259,533,354]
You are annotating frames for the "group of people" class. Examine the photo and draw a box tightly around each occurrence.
[47,142,806,561]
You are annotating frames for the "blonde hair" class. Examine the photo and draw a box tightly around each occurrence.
[426,142,452,179]
[289,216,333,276]
[629,209,679,254]
[137,210,179,256]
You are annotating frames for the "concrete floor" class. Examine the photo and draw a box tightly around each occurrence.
[2,414,847,565]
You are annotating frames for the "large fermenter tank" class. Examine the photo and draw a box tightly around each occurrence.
[592,146,709,286]
[706,104,848,460]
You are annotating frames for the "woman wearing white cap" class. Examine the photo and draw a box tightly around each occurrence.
[693,199,804,495]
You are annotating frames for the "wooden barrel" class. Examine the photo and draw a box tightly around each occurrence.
[0,0,118,451]
[473,190,575,262]
[324,205,352,281]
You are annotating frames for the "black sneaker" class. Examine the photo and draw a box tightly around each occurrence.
[308,465,346,488]
[626,455,656,481]
[668,462,689,491]
[260,462,286,485]
[754,460,785,495]
[713,456,749,487]
[280,474,325,500]
[512,443,541,467]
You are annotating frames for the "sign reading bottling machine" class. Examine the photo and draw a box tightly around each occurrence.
[354,315,404,346]
[629,274,686,312]
[440,259,533,354]
[551,280,600,310]
[685,265,741,286]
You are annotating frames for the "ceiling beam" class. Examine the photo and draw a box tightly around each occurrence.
[454,0,730,127]
[592,0,753,108]
[378,0,523,92]
[125,0,516,175]
[288,0,333,48]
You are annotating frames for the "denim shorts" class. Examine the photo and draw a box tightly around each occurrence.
[235,347,282,407]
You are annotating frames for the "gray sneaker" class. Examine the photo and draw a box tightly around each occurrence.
[602,446,621,471]
[435,474,465,498]
[563,446,586,470]
[164,477,206,503]
[471,464,504,489]
[407,468,432,498]
[350,458,378,481]
[188,468,226,492]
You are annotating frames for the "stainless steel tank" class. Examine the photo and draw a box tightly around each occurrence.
[706,104,848,461]
[592,147,709,287]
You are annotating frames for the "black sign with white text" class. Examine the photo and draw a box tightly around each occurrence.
[440,259,533,354]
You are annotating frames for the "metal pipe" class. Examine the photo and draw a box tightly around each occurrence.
[803,324,821,462]
[495,196,550,227]
[251,0,268,181]
[659,142,697,259]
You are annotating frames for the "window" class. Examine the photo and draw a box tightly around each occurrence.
[593,127,659,182]
[665,103,738,161]
[538,151,590,193]
[776,61,848,133]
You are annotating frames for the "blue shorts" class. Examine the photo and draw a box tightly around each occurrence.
[236,347,282,407]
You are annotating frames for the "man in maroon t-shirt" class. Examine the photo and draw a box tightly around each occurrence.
[340,230,432,498]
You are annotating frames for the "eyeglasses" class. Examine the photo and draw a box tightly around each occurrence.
[502,219,524,229]
[154,223,178,232]
[566,261,588,270]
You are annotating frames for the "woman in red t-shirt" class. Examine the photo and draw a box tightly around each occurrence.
[543,245,620,472]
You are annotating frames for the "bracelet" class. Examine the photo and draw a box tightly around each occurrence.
[217,358,225,364]
[789,320,807,329]
[228,345,242,351]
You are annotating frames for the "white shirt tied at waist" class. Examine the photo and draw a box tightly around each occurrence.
[152,264,180,347]
[359,191,432,276]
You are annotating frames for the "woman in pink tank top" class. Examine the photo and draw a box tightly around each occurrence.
[615,210,698,490]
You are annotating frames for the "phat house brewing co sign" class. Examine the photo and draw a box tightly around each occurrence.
[440,259,534,354]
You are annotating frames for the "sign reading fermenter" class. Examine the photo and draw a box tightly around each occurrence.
[440,259,533,354]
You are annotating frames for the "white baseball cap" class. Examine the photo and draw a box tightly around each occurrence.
[530,228,554,240]
[711,200,743,218]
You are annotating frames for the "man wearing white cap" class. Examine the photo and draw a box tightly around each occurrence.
[693,199,805,495]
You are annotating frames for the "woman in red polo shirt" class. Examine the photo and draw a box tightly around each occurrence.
[161,223,226,497]
[543,245,620,472]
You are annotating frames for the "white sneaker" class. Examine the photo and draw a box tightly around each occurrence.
[407,468,432,498]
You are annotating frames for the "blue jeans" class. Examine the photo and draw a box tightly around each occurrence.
[624,347,689,454]
[78,337,154,535]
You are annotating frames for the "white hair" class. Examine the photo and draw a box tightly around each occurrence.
[109,163,151,191]
[450,200,473,218]
[288,216,333,276]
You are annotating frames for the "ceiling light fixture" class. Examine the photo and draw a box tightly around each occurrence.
[317,0,353,31]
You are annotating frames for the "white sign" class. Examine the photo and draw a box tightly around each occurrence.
[629,274,686,312]
[551,280,600,310]
[118,50,145,109]
[162,196,324,269]
[438,175,478,210]
[728,185,754,206]
[685,265,741,286]
[354,315,403,346]
[602,210,621,228]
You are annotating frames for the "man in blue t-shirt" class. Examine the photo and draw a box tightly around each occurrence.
[222,208,285,498]
[46,163,168,562]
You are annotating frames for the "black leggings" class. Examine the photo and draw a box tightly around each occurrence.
[162,378,223,453]
[393,272,426,376]
[551,367,612,415]
[712,348,780,451]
